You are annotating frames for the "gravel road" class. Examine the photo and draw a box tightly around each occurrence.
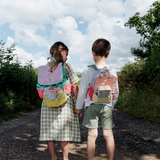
[0,108,160,160]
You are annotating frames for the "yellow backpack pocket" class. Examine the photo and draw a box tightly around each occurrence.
[43,87,67,107]
[43,91,67,107]
[92,92,113,103]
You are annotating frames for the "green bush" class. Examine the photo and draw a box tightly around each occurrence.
[0,90,31,114]
[143,47,160,83]
[117,55,160,122]
[116,86,160,122]
[0,41,41,122]
[76,72,82,78]
[118,60,146,89]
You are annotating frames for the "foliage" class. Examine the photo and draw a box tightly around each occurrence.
[115,85,160,122]
[0,41,16,66]
[144,47,160,82]
[76,72,82,78]
[124,1,160,59]
[0,41,41,121]
[117,59,160,123]
[119,60,147,89]
[117,1,160,123]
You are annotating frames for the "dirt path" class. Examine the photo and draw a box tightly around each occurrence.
[0,108,160,160]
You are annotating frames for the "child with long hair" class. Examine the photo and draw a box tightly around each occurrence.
[39,41,81,160]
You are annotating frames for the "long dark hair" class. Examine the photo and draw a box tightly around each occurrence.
[49,41,69,72]
[50,41,69,62]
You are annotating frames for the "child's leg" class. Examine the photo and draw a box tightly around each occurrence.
[87,128,98,160]
[47,141,58,160]
[103,129,115,160]
[60,141,69,160]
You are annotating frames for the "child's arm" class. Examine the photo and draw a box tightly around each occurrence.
[75,70,89,116]
[72,83,79,99]
[72,83,82,117]
[74,108,82,117]
[64,63,82,116]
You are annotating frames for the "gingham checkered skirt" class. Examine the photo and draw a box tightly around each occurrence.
[39,63,81,142]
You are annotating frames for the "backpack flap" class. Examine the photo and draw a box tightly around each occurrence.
[38,63,63,85]
[36,62,63,99]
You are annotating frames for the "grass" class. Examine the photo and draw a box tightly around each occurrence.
[115,60,160,123]
[77,79,81,88]
[0,112,25,123]
[0,106,39,123]
[115,84,160,123]
[0,89,41,123]
[116,91,160,122]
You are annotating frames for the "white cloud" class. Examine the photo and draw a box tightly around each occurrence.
[5,37,46,68]
[5,36,15,48]
[75,67,84,73]
[55,16,78,31]
[64,0,99,21]
[127,0,156,15]
[14,47,47,68]
[14,46,46,68]
[0,0,156,72]
[98,0,125,17]
[75,11,140,70]
[9,23,49,47]
[79,21,84,24]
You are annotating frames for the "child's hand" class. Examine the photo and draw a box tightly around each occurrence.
[74,107,82,117]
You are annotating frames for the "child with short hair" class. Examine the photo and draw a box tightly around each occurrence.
[75,38,119,160]
[39,41,81,160]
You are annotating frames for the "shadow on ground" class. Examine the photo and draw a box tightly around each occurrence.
[0,108,160,160]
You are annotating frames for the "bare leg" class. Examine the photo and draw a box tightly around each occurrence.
[103,129,115,160]
[60,141,69,160]
[47,141,58,160]
[87,128,98,160]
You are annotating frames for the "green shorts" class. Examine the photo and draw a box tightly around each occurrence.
[82,103,115,129]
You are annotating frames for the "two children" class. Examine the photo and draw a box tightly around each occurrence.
[39,38,119,160]
[75,38,119,160]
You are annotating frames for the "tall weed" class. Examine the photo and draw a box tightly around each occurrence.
[119,60,147,89]
[116,86,160,122]
[117,55,160,123]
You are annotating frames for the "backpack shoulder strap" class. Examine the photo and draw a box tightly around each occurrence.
[88,65,98,71]
[62,63,70,78]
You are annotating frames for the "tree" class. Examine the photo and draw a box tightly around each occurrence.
[0,40,16,67]
[0,41,41,117]
[124,1,160,59]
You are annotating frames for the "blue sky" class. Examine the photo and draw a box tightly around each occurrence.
[0,0,156,72]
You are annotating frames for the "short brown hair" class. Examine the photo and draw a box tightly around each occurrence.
[92,38,111,58]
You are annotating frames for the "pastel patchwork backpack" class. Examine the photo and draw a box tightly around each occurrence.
[36,57,72,107]
[88,65,117,103]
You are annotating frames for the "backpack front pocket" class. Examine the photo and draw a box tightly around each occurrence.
[43,87,67,107]
[92,92,113,103]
